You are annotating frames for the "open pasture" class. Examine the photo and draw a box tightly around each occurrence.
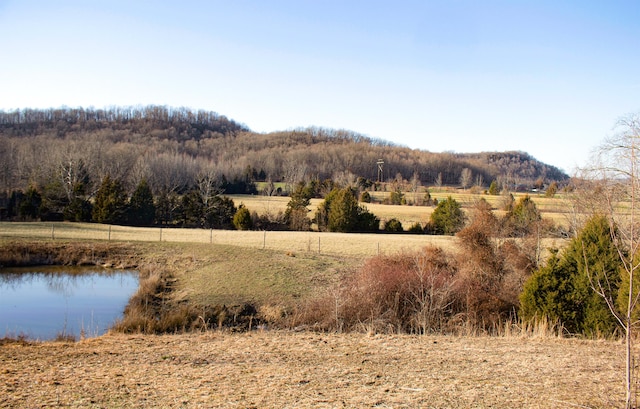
[0,222,567,259]
[230,191,573,229]
[0,331,626,408]
[0,221,461,258]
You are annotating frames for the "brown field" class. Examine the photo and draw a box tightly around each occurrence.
[0,331,627,408]
[228,191,573,229]
[0,221,462,257]
[0,197,611,409]
[0,222,566,260]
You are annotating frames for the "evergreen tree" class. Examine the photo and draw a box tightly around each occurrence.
[316,187,379,233]
[204,196,237,229]
[488,180,500,195]
[285,182,312,231]
[328,188,359,232]
[503,195,541,237]
[18,185,42,220]
[179,189,204,227]
[233,204,253,230]
[92,175,127,224]
[430,196,465,235]
[128,178,156,226]
[520,215,621,335]
[64,197,93,222]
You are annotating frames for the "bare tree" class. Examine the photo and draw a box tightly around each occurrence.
[434,172,443,189]
[283,157,307,194]
[410,171,421,205]
[196,167,222,209]
[583,113,640,409]
[460,168,473,191]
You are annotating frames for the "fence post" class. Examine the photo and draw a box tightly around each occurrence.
[160,227,162,242]
[263,230,266,249]
[210,228,213,244]
[108,225,111,241]
[377,242,380,256]
[318,236,321,254]
[51,224,55,240]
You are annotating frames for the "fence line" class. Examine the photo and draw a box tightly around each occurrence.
[0,221,463,258]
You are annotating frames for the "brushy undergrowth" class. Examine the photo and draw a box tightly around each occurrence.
[287,202,540,335]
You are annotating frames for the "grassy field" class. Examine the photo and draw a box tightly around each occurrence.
[0,331,627,408]
[0,221,465,257]
[0,218,631,408]
[228,190,573,229]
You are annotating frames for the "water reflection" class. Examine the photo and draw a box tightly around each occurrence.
[0,266,139,340]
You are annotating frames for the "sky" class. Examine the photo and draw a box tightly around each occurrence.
[1,0,639,174]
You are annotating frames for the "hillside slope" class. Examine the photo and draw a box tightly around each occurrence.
[0,106,567,197]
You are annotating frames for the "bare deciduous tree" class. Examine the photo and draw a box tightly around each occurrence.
[434,172,443,189]
[582,113,640,409]
[460,168,473,191]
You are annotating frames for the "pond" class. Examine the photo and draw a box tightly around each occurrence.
[0,266,139,340]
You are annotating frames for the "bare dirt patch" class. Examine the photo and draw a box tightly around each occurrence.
[0,332,625,408]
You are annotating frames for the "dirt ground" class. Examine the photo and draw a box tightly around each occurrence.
[0,331,628,408]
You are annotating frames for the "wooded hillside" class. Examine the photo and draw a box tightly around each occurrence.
[0,105,567,198]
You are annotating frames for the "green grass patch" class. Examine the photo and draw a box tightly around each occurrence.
[172,243,357,306]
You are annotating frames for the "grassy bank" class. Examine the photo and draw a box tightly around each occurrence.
[0,239,360,334]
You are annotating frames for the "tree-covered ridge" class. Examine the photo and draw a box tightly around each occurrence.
[0,105,568,199]
[459,151,568,187]
[0,106,249,140]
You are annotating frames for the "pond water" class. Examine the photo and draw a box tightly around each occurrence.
[0,266,139,340]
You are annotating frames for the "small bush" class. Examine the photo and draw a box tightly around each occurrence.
[407,222,424,234]
[383,218,403,233]
[233,205,253,230]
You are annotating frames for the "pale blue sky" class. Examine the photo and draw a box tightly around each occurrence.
[1,1,638,173]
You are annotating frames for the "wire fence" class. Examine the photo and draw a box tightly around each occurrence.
[0,222,460,258]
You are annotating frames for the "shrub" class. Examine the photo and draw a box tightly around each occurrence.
[233,205,253,230]
[454,199,534,328]
[293,247,458,334]
[383,218,403,233]
[407,222,424,234]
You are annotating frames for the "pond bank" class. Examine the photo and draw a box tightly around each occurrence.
[0,240,262,336]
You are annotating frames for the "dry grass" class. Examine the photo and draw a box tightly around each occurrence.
[229,191,573,229]
[0,331,628,408]
[172,242,357,307]
[0,221,465,257]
